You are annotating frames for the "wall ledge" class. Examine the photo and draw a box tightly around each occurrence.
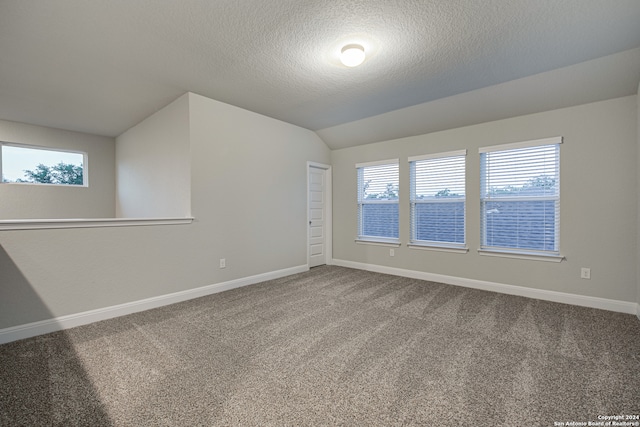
[332,259,639,315]
[0,217,194,231]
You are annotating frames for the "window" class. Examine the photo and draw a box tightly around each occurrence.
[409,150,466,250]
[356,159,399,243]
[1,143,86,186]
[479,137,561,257]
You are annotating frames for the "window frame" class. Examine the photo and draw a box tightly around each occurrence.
[408,149,467,253]
[355,159,400,246]
[478,137,563,262]
[1,142,88,187]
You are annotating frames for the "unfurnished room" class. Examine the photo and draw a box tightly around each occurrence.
[1,1,639,426]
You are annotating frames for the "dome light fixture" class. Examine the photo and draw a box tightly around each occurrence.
[340,44,365,67]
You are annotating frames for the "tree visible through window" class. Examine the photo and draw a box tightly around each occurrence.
[356,160,399,241]
[480,137,561,255]
[1,143,85,186]
[410,150,466,248]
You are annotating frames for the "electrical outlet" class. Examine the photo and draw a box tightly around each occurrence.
[390,248,395,257]
[580,268,591,279]
[220,258,226,269]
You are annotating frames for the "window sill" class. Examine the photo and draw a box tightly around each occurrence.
[0,217,194,231]
[408,243,468,254]
[478,248,565,263]
[355,238,401,248]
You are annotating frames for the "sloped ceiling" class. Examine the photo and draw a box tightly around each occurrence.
[0,1,639,149]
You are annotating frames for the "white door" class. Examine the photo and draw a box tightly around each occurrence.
[308,166,326,267]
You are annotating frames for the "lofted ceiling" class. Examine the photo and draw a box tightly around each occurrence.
[0,1,639,149]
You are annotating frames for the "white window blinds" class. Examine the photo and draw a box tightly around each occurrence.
[409,150,466,248]
[356,160,399,241]
[479,137,561,255]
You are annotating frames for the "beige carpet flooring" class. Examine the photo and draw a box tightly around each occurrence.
[1,266,639,426]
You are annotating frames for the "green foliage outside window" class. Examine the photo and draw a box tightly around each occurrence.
[16,162,83,185]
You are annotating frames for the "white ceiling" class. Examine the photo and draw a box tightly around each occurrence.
[1,0,639,149]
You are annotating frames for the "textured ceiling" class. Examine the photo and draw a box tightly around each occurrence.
[0,0,639,149]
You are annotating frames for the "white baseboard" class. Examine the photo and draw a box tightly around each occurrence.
[0,265,308,345]
[332,259,639,315]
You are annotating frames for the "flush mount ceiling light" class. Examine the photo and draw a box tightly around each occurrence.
[340,44,366,67]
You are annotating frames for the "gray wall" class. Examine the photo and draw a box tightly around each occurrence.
[0,119,115,219]
[0,93,331,329]
[332,96,638,303]
[116,94,191,218]
[187,92,331,280]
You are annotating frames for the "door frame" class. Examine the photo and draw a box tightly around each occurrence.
[307,161,332,267]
